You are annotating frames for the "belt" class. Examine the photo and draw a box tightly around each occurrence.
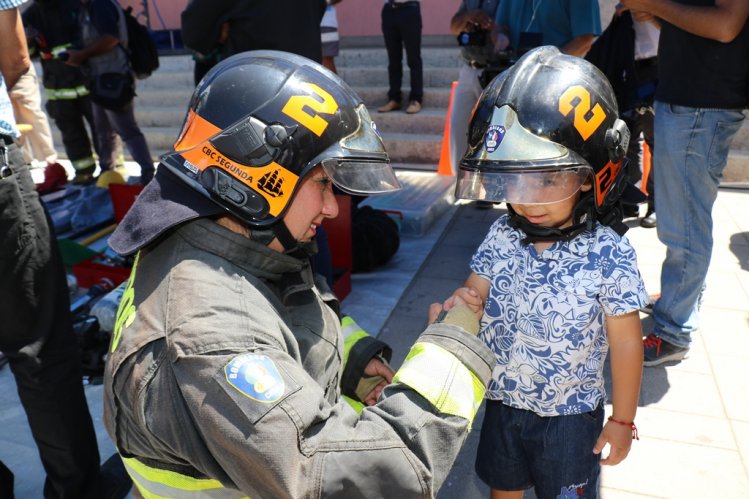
[386,1,419,8]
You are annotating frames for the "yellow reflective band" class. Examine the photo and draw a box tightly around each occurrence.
[341,316,368,365]
[343,394,365,414]
[392,342,485,426]
[72,156,96,170]
[45,85,90,100]
[51,43,72,55]
[123,457,249,498]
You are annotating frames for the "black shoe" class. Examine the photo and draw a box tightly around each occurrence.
[99,453,132,499]
[640,211,657,228]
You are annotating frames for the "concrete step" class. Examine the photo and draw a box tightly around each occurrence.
[336,46,462,68]
[338,66,458,87]
[370,107,446,134]
[356,86,452,108]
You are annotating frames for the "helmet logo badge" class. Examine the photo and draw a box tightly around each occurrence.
[258,169,285,198]
[558,85,606,141]
[484,125,506,153]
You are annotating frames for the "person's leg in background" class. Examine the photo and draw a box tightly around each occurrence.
[0,138,130,498]
[91,101,117,181]
[9,64,59,167]
[639,106,656,227]
[400,2,423,113]
[99,102,155,185]
[646,102,744,365]
[46,95,98,182]
[379,3,403,112]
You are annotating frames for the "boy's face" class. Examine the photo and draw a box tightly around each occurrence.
[510,180,592,230]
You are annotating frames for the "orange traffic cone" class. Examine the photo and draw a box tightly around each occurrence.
[641,141,651,196]
[437,81,458,176]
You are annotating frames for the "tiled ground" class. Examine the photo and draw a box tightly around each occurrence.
[2,187,748,498]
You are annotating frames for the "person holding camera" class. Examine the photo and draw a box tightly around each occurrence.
[494,0,601,58]
[448,0,504,175]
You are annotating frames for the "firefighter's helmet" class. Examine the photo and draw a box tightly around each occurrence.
[456,45,630,220]
[160,50,400,228]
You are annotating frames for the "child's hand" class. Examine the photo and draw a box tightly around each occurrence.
[593,420,634,465]
[446,287,484,318]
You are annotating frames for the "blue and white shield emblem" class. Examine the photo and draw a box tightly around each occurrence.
[484,125,506,153]
[224,353,285,403]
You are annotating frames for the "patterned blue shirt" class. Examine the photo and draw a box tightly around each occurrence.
[470,214,649,417]
[0,0,26,138]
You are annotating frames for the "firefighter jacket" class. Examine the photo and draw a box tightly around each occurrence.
[104,218,494,498]
[23,0,90,99]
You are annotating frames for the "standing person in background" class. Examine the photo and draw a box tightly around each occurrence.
[321,0,343,74]
[65,0,155,185]
[23,0,102,186]
[448,0,501,175]
[620,0,749,366]
[9,64,63,179]
[0,1,131,497]
[377,0,423,114]
[181,0,327,64]
[494,0,601,58]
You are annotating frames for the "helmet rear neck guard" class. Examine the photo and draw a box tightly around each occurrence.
[458,46,633,233]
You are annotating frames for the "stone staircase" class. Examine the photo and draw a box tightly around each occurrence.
[45,40,749,182]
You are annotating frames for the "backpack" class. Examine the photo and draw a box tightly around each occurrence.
[120,6,159,79]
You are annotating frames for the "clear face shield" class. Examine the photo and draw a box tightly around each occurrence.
[456,105,593,205]
[319,104,401,195]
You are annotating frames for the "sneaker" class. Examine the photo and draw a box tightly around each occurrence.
[405,100,422,114]
[643,333,689,366]
[640,210,657,228]
[640,293,659,314]
[377,100,401,113]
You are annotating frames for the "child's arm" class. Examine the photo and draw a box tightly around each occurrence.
[593,310,643,465]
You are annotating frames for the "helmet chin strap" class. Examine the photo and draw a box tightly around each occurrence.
[507,195,595,245]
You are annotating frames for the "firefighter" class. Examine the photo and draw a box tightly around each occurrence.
[23,0,101,183]
[103,50,494,498]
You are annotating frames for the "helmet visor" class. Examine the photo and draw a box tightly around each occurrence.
[456,167,591,204]
[319,104,401,195]
[457,104,592,204]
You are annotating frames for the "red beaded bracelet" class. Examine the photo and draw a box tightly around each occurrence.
[608,416,639,440]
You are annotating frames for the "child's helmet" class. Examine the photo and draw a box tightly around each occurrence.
[160,50,400,229]
[456,46,631,238]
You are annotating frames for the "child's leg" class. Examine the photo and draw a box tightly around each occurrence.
[475,400,533,494]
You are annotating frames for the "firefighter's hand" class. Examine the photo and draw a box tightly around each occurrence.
[357,356,394,406]
[593,421,633,466]
[64,49,85,67]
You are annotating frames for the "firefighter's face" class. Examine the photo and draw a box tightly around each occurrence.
[269,166,339,251]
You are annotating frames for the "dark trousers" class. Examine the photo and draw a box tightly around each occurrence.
[623,60,657,211]
[381,2,423,103]
[0,140,102,498]
[46,96,101,173]
[92,100,154,184]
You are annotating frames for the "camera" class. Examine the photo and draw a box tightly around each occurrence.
[457,24,488,47]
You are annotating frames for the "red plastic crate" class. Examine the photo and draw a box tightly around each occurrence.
[72,256,131,289]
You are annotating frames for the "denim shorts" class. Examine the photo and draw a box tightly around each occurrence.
[475,399,604,498]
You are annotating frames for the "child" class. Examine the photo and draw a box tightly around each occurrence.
[443,46,649,498]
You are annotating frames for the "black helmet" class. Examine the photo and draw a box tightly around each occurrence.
[456,46,631,238]
[161,50,400,229]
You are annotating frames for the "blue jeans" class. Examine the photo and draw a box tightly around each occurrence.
[475,400,603,498]
[652,102,744,347]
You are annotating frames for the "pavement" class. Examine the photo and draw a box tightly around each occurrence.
[1,172,748,497]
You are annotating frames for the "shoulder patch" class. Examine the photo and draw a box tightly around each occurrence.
[224,353,285,403]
